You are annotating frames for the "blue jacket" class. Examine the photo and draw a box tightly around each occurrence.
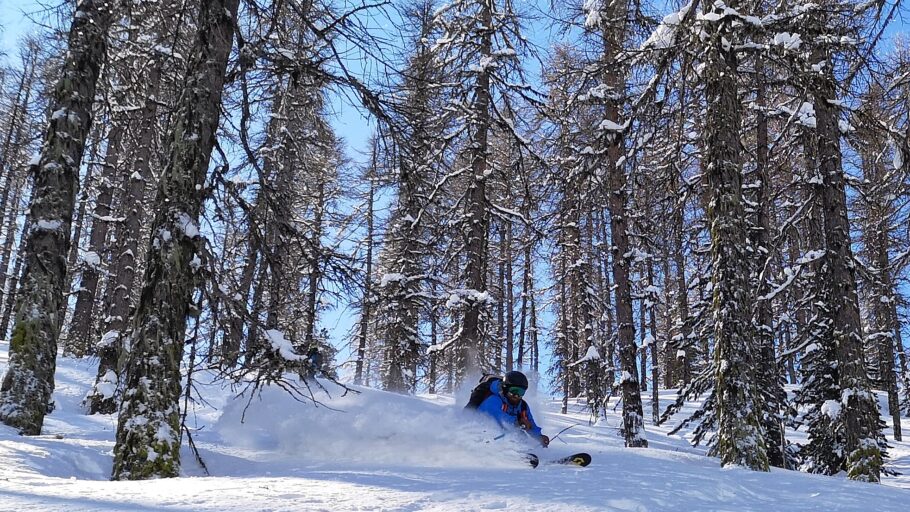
[476,379,543,440]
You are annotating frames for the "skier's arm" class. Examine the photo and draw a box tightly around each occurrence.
[525,408,549,446]
[524,406,543,438]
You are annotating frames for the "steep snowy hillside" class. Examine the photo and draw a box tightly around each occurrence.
[1,342,909,511]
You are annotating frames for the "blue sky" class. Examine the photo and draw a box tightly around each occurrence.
[0,2,32,51]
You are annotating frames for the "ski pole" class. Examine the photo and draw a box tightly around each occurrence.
[550,423,580,443]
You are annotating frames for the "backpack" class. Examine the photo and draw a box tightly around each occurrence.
[464,374,501,410]
[464,374,529,418]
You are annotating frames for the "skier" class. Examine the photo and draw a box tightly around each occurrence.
[299,346,322,382]
[306,346,323,371]
[467,371,549,448]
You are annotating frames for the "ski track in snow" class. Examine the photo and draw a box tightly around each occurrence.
[1,341,909,511]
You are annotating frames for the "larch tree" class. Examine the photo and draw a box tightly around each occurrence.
[112,0,240,479]
[584,0,648,448]
[0,0,117,435]
[87,0,188,414]
[796,0,886,482]
[699,0,769,470]
[432,0,533,383]
[0,39,40,335]
[376,0,446,393]
[747,52,788,468]
[852,90,903,442]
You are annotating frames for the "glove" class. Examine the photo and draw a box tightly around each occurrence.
[539,434,550,448]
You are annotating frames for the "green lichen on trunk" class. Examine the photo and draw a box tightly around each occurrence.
[0,317,54,434]
[112,348,182,479]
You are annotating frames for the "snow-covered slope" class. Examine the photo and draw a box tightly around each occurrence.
[1,342,909,511]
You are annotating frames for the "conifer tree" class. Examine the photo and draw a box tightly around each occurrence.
[700,0,768,470]
[432,0,533,383]
[112,0,240,479]
[0,0,116,435]
[376,0,445,392]
[584,0,648,448]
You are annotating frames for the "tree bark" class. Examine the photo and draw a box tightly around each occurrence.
[0,213,30,339]
[647,263,659,424]
[0,170,26,323]
[68,126,123,356]
[457,0,493,382]
[89,27,168,415]
[354,168,375,386]
[505,221,515,371]
[753,63,786,467]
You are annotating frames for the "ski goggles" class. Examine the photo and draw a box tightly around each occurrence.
[506,386,526,397]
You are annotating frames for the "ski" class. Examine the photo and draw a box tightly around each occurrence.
[526,452,591,468]
[551,452,591,467]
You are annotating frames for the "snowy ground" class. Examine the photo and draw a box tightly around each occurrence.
[1,343,909,511]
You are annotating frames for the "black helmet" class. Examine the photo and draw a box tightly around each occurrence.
[503,370,528,390]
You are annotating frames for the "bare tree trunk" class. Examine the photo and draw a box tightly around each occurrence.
[303,181,325,349]
[64,127,101,285]
[517,240,530,368]
[0,170,26,323]
[0,43,36,225]
[559,254,570,415]
[640,300,648,392]
[355,160,376,386]
[0,213,30,339]
[858,94,902,442]
[89,32,167,415]
[112,0,240,479]
[872,239,901,442]
[428,283,439,394]
[814,65,883,482]
[600,211,615,377]
[892,299,910,416]
[702,2,767,470]
[68,126,123,356]
[224,239,258,366]
[495,241,504,370]
[0,0,115,435]
[662,256,675,388]
[648,263,659,425]
[505,221,515,371]
[672,198,691,385]
[596,1,646,447]
[753,62,786,467]
[246,253,269,363]
[0,48,37,299]
[530,287,539,373]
